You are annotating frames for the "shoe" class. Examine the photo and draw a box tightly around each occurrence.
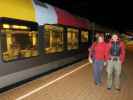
[95,82,101,86]
[116,88,121,91]
[107,88,111,90]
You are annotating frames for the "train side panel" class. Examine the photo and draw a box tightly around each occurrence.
[0,1,90,90]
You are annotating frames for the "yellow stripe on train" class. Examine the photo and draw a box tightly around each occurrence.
[0,0,36,22]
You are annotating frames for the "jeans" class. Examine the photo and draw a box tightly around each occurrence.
[107,57,121,89]
[93,60,104,84]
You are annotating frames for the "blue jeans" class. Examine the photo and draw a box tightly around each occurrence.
[93,60,104,84]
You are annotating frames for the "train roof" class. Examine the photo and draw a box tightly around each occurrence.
[0,0,117,32]
[0,0,90,30]
[54,7,90,29]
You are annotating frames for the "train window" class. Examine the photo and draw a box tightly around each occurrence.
[81,31,89,43]
[1,30,38,61]
[67,28,79,50]
[44,25,64,54]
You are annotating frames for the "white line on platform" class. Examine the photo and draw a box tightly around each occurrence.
[16,62,89,100]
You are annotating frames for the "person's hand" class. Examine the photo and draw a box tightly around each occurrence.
[88,56,93,64]
[104,62,107,66]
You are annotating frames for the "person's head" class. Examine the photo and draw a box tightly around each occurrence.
[111,34,119,42]
[97,34,104,43]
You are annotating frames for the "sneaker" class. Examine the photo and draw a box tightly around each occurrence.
[116,88,121,91]
[107,88,111,90]
[95,82,101,86]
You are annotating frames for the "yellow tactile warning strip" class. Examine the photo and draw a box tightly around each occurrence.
[0,48,133,100]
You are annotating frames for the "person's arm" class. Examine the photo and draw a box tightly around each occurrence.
[120,41,126,64]
[103,43,110,66]
[104,43,108,62]
[88,42,96,63]
[88,48,91,57]
[104,42,111,61]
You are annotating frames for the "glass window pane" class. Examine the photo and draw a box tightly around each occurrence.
[44,25,64,54]
[2,30,38,61]
[67,28,79,50]
[81,31,89,43]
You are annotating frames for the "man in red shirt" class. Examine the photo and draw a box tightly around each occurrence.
[106,34,125,91]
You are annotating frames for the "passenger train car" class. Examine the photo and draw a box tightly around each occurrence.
[0,0,116,91]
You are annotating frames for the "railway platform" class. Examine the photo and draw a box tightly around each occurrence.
[0,48,133,100]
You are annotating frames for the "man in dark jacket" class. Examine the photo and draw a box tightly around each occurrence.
[106,33,125,91]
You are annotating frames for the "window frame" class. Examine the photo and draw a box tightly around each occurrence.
[43,24,65,54]
[0,17,39,62]
[66,27,80,51]
[80,29,89,43]
[0,29,39,62]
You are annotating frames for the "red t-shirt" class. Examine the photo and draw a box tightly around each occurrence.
[89,42,108,61]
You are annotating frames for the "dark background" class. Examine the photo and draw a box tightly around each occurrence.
[38,0,132,32]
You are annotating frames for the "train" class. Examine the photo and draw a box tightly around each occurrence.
[0,0,117,91]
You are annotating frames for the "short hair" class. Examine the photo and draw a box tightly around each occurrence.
[112,33,120,38]
[95,34,104,42]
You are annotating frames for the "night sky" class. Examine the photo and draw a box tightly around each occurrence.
[39,0,133,32]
